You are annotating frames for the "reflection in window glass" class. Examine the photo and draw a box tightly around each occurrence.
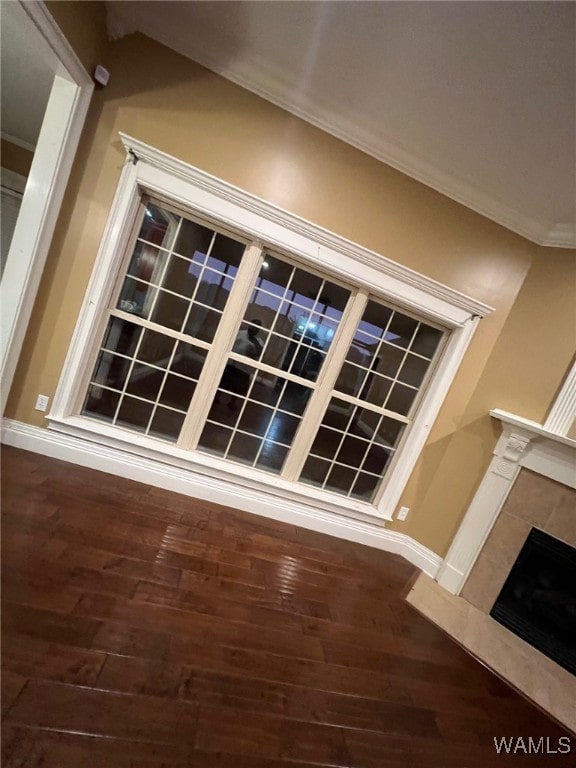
[300,398,403,502]
[82,316,207,442]
[334,299,442,415]
[88,201,250,441]
[240,254,351,383]
[83,198,447,504]
[116,203,245,345]
[198,369,311,475]
[300,299,444,502]
[137,203,179,250]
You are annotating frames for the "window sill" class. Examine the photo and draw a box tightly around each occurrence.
[47,414,393,523]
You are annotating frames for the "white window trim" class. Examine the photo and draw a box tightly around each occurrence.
[49,134,492,523]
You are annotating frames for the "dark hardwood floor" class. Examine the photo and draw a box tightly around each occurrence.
[1,446,571,766]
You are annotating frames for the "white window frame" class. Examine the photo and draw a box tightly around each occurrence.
[49,133,493,522]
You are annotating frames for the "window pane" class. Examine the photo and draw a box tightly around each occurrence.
[200,423,233,455]
[92,351,130,390]
[116,397,154,432]
[197,372,311,475]
[351,472,381,501]
[102,317,142,357]
[162,254,199,299]
[83,385,120,422]
[171,341,206,380]
[83,313,207,442]
[138,203,179,249]
[386,383,418,416]
[125,363,164,401]
[386,313,418,348]
[117,277,157,319]
[117,205,246,344]
[210,233,245,271]
[150,291,189,332]
[126,242,163,282]
[138,329,176,367]
[325,464,357,495]
[300,455,331,488]
[398,353,430,388]
[159,374,198,410]
[183,305,223,343]
[300,398,405,502]
[359,302,393,341]
[411,324,443,358]
[172,218,214,260]
[242,254,350,383]
[257,443,288,473]
[149,408,186,441]
[228,433,262,466]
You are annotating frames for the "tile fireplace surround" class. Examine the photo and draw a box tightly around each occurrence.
[407,410,576,733]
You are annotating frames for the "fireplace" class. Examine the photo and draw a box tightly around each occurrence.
[490,528,576,676]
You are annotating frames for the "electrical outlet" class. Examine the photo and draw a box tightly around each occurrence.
[35,394,50,412]
[397,506,409,521]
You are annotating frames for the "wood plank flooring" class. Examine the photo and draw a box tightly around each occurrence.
[1,446,572,766]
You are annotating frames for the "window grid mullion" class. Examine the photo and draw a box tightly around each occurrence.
[380,320,420,412]
[143,338,180,436]
[349,305,396,403]
[110,326,147,426]
[329,391,411,424]
[108,309,213,352]
[140,217,183,324]
[177,241,265,451]
[178,231,217,332]
[281,289,369,482]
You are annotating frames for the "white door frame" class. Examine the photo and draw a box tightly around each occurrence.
[0,0,94,412]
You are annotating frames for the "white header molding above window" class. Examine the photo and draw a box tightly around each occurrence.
[119,134,493,326]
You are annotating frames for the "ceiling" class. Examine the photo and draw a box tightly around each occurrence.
[1,2,573,247]
[106,0,575,248]
[0,0,58,150]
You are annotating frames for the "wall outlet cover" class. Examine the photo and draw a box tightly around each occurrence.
[35,394,49,412]
[397,506,410,521]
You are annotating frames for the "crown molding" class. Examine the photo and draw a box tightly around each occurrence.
[128,25,575,250]
[542,223,576,249]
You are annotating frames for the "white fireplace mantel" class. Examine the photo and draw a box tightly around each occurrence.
[436,409,576,595]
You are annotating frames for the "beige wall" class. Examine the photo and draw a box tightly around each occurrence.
[1,139,33,177]
[398,247,576,554]
[6,27,575,557]
[45,1,108,75]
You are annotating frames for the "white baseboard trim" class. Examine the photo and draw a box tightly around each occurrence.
[1,419,442,577]
[435,561,466,594]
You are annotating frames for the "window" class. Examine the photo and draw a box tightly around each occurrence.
[50,135,491,520]
[300,299,443,501]
[82,203,245,440]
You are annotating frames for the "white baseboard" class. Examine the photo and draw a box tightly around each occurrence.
[435,561,466,594]
[1,418,442,577]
